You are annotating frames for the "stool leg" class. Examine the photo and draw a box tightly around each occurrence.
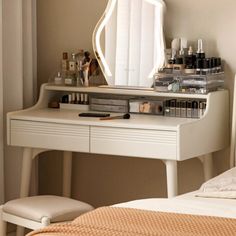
[16,226,25,236]
[41,217,50,227]
[17,148,33,236]
[0,220,6,236]
[0,206,7,236]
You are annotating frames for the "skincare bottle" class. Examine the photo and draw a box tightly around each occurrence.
[61,95,69,103]
[216,58,222,73]
[175,101,181,117]
[192,101,199,118]
[167,47,177,69]
[64,73,74,86]
[76,93,80,104]
[180,100,187,118]
[71,93,76,104]
[210,58,216,74]
[199,101,204,117]
[170,99,176,117]
[199,101,206,118]
[178,38,187,65]
[196,39,205,59]
[84,94,89,105]
[80,93,84,104]
[173,57,185,74]
[196,58,202,75]
[68,94,72,104]
[184,46,196,74]
[69,53,76,72]
[54,72,63,85]
[202,58,211,75]
[61,52,68,72]
[186,100,192,118]
[164,100,171,116]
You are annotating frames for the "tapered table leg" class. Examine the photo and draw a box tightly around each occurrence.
[163,160,178,198]
[62,151,72,198]
[203,153,213,181]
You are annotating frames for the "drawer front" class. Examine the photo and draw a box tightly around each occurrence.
[91,126,177,160]
[10,120,89,152]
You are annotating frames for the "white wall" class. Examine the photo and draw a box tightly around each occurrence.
[37,0,234,207]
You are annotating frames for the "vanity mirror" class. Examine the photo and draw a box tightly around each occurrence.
[92,0,166,88]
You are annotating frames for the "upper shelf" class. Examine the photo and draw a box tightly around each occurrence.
[44,83,216,99]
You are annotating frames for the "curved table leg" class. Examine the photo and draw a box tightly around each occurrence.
[62,151,72,198]
[163,160,178,198]
[17,148,48,236]
[19,148,33,198]
[198,153,213,182]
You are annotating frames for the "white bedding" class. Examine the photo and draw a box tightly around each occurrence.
[115,167,236,219]
[114,191,236,219]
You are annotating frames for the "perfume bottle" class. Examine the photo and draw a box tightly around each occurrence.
[54,72,63,85]
[61,52,68,72]
[64,73,75,86]
[69,53,76,72]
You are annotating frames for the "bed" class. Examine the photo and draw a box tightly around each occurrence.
[26,167,236,236]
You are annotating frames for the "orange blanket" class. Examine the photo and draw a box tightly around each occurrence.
[28,207,236,236]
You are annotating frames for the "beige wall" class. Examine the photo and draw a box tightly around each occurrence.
[37,0,234,207]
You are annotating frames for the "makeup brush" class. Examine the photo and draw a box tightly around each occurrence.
[100,113,130,120]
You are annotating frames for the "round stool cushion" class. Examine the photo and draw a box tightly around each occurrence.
[3,195,94,223]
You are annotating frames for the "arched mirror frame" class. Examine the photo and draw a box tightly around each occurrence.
[92,0,166,88]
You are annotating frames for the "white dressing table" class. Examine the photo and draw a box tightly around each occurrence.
[7,84,229,198]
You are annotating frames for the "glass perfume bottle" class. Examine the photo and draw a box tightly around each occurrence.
[69,53,76,72]
[54,72,63,85]
[64,72,75,86]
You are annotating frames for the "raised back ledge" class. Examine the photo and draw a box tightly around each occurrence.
[43,83,220,99]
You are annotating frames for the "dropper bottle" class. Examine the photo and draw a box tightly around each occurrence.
[196,39,205,59]
[184,46,196,74]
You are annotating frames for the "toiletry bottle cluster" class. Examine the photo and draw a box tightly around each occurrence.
[54,92,206,119]
[163,38,222,75]
[61,93,89,105]
[154,38,225,94]
[164,99,206,118]
[54,50,91,87]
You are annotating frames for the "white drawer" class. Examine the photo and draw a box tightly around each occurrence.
[91,126,177,160]
[10,120,89,152]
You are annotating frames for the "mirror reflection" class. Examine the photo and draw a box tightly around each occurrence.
[93,0,166,88]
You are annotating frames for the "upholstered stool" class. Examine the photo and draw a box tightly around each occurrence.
[0,195,94,236]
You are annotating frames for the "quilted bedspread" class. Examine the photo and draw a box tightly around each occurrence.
[27,206,236,236]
